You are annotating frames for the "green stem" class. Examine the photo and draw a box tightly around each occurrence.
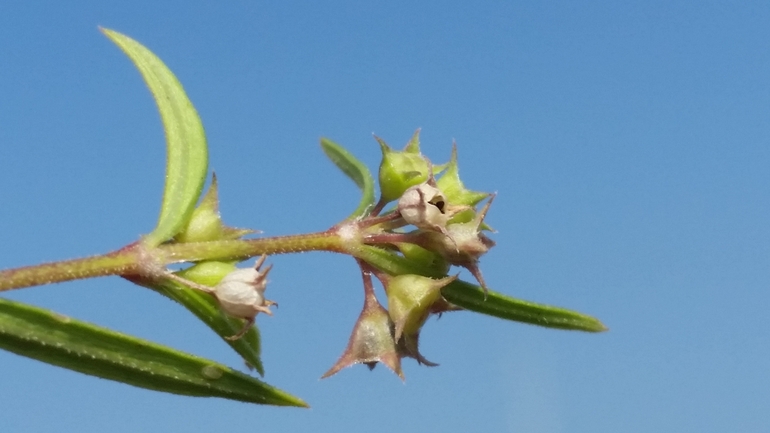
[0,242,145,292]
[0,228,608,333]
[157,231,347,263]
[0,231,350,293]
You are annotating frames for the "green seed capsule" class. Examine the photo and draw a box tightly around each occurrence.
[376,130,432,202]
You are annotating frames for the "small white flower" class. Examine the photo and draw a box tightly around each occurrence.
[397,183,449,232]
[397,182,470,250]
[213,255,275,340]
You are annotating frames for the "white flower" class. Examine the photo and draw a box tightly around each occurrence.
[213,255,275,340]
[397,183,449,232]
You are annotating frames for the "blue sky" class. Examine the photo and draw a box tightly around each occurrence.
[1,1,769,432]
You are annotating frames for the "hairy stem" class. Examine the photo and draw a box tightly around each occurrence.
[0,231,353,293]
[0,242,146,292]
[157,231,348,263]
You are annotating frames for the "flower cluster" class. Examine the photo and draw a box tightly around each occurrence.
[374,131,495,289]
[324,131,495,378]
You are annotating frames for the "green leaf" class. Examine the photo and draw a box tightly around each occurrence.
[0,297,307,407]
[355,245,446,278]
[102,28,208,247]
[442,280,608,333]
[320,138,375,219]
[126,261,265,376]
[354,245,607,332]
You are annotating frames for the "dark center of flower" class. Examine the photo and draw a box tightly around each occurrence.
[430,199,446,213]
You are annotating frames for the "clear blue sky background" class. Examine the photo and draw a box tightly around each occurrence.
[1,1,768,432]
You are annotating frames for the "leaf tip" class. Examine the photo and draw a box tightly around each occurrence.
[98,26,117,39]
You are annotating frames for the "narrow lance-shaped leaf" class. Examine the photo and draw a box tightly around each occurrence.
[442,280,608,332]
[0,297,307,407]
[320,138,375,219]
[125,261,265,376]
[102,28,208,247]
[354,245,607,333]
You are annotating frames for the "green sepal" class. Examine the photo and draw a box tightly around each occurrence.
[376,131,431,202]
[386,274,456,340]
[175,174,255,243]
[0,297,307,406]
[403,128,421,153]
[320,138,376,219]
[436,144,490,206]
[101,28,208,247]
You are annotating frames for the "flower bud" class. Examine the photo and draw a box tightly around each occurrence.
[175,260,237,287]
[175,174,255,243]
[376,130,432,202]
[212,255,275,340]
[385,274,456,341]
[322,272,403,379]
